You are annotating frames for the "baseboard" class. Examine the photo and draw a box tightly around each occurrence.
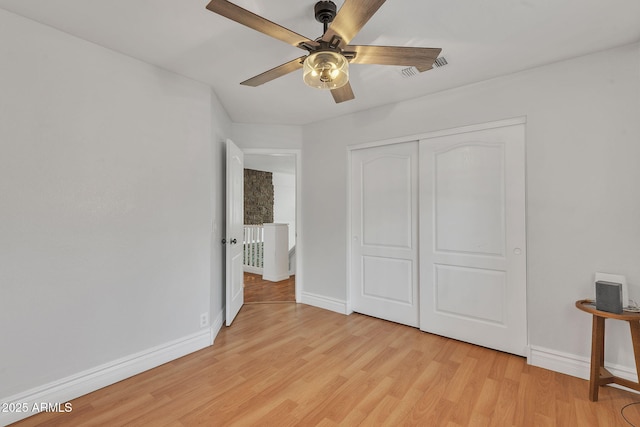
[263,274,290,282]
[243,266,263,274]
[210,309,224,344]
[0,330,211,426]
[529,345,639,393]
[301,292,348,315]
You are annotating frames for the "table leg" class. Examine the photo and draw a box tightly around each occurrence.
[629,321,640,381]
[589,315,605,401]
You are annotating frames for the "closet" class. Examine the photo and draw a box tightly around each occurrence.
[349,120,527,356]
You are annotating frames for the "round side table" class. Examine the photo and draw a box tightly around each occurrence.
[576,299,640,401]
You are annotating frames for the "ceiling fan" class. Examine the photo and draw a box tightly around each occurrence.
[206,0,442,103]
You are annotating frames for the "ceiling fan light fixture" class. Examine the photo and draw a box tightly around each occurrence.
[303,50,349,90]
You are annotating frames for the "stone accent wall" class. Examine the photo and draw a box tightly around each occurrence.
[244,169,273,225]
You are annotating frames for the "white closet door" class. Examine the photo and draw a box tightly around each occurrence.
[350,142,419,327]
[419,124,527,356]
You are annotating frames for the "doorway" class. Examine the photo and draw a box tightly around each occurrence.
[243,150,300,304]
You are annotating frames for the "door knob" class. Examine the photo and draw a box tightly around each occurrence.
[221,238,227,244]
[231,238,237,244]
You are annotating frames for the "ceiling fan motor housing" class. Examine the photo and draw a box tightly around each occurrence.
[314,1,337,24]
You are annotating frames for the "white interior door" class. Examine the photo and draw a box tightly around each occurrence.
[226,139,244,326]
[350,142,419,327]
[419,124,527,356]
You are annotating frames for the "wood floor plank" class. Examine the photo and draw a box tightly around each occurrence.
[473,377,501,418]
[381,387,425,426]
[444,355,479,403]
[489,379,519,427]
[244,273,295,303]
[11,303,640,426]
[358,394,400,425]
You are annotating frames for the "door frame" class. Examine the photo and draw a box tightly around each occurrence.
[346,117,527,345]
[243,148,303,303]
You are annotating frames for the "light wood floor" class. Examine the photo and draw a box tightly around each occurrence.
[11,303,640,426]
[244,272,295,303]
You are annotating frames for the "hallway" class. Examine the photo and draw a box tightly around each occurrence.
[244,272,295,303]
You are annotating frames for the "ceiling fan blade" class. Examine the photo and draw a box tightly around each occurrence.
[415,63,435,72]
[206,0,318,49]
[331,82,355,103]
[347,46,442,69]
[240,56,306,87]
[322,0,387,48]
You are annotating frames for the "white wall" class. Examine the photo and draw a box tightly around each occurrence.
[273,172,296,250]
[231,123,302,150]
[301,43,640,371]
[0,8,229,415]
[210,91,232,334]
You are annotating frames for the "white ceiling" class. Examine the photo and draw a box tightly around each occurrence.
[1,0,639,126]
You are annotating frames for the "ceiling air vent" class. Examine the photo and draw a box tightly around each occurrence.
[399,57,448,78]
[433,57,448,67]
[399,66,420,78]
